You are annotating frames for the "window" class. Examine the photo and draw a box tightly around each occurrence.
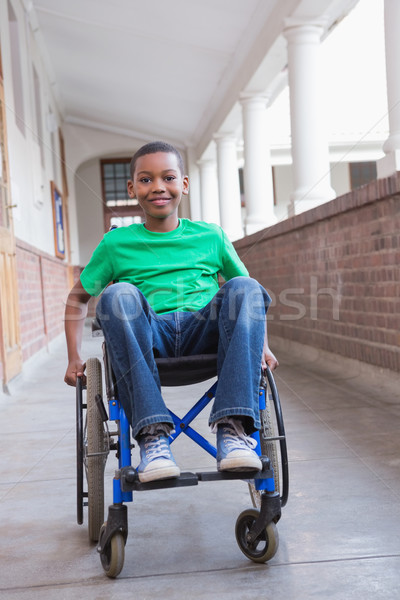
[8,1,25,135]
[101,160,135,206]
[100,159,143,231]
[110,215,143,228]
[349,161,377,190]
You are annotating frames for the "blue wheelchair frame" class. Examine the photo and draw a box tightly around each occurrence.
[110,380,276,505]
[76,338,288,577]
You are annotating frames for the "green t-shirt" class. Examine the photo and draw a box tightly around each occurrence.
[80,219,249,314]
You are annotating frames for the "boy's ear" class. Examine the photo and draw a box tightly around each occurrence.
[182,175,189,196]
[127,180,136,198]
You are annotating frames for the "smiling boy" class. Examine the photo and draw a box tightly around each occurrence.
[64,141,278,483]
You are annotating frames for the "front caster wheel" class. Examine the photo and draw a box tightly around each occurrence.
[99,528,125,578]
[235,508,279,563]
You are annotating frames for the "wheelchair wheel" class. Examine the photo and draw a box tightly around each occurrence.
[76,377,84,526]
[249,366,289,509]
[99,525,125,579]
[85,358,108,542]
[235,508,279,563]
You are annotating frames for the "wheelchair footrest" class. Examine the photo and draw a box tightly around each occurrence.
[120,468,199,491]
[197,468,273,482]
[120,457,273,492]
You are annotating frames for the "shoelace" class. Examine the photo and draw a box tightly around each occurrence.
[211,417,258,452]
[143,434,171,461]
[140,424,173,461]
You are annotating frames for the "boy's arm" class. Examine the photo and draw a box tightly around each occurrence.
[261,318,279,371]
[64,279,92,386]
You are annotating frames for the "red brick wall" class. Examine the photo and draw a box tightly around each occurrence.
[16,240,70,361]
[235,174,400,372]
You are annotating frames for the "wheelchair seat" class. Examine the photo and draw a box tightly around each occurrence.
[91,317,217,386]
[153,355,217,386]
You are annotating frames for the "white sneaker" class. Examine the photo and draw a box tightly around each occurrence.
[137,424,180,483]
[212,418,262,472]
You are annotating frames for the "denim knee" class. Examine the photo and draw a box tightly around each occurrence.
[96,283,145,323]
[223,277,268,303]
[224,276,261,293]
[220,277,271,319]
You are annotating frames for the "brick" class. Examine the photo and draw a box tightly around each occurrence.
[16,239,70,360]
[235,176,400,373]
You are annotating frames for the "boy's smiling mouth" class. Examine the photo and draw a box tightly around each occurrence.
[150,198,171,206]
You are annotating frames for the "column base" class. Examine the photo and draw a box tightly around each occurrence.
[377,151,400,179]
[289,186,336,216]
[226,227,245,242]
[245,214,277,236]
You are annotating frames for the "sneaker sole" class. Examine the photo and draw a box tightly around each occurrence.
[218,456,262,472]
[138,465,181,483]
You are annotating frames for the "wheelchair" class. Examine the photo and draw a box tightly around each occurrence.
[76,319,289,578]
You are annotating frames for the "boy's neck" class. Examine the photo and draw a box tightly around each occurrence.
[144,215,180,233]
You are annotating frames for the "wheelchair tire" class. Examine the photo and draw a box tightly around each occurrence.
[76,377,84,526]
[99,530,125,579]
[248,389,280,509]
[235,508,279,563]
[85,358,107,543]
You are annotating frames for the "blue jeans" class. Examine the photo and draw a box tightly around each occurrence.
[96,277,271,439]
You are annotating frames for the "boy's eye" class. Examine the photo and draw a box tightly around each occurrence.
[165,176,175,181]
[140,177,151,183]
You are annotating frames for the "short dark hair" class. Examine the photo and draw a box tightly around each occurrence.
[130,141,185,178]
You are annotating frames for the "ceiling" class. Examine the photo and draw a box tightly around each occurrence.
[29,0,360,156]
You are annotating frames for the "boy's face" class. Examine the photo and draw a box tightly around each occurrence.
[127,152,189,227]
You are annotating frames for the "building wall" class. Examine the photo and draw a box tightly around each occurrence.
[234,174,400,372]
[75,158,107,266]
[15,239,69,362]
[1,0,64,255]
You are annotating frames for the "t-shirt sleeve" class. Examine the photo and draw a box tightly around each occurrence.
[80,237,114,297]
[219,228,249,280]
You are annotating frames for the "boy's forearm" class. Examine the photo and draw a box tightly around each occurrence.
[64,291,89,361]
[65,306,87,360]
[263,316,270,348]
[262,316,279,370]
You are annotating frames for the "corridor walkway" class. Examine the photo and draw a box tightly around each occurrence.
[1,324,399,599]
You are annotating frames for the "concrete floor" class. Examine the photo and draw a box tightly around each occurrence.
[1,324,400,599]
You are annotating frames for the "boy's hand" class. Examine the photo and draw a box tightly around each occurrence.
[64,359,86,387]
[262,345,279,371]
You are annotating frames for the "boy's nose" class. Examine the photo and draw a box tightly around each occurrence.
[152,178,166,192]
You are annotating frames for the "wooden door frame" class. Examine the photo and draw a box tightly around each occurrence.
[0,43,22,388]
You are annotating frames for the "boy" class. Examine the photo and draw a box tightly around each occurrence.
[64,141,278,483]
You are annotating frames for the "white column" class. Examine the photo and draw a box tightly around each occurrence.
[214,134,243,241]
[284,20,335,215]
[197,159,220,225]
[185,146,202,221]
[240,94,276,235]
[377,0,400,177]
